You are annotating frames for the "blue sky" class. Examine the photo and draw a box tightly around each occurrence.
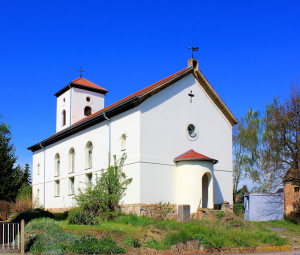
[0,0,299,171]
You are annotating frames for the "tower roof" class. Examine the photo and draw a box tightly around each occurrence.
[54,77,108,97]
[28,58,238,152]
[174,149,218,164]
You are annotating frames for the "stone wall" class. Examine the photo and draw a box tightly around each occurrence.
[120,203,177,219]
[47,207,72,213]
[284,183,300,215]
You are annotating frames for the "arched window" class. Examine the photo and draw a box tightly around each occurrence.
[121,134,126,151]
[69,148,75,173]
[84,106,92,116]
[55,153,60,176]
[86,142,93,168]
[62,110,66,126]
[37,189,40,201]
[37,164,40,175]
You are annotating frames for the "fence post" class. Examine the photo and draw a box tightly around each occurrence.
[20,220,25,255]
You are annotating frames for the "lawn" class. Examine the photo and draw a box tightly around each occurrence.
[58,214,288,252]
[254,219,300,247]
[23,212,295,254]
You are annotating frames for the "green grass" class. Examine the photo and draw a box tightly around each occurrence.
[26,215,290,253]
[252,219,300,246]
[59,215,288,250]
[255,219,300,232]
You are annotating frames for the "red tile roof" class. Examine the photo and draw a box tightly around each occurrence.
[28,66,193,151]
[174,149,218,164]
[71,77,108,92]
[72,67,192,125]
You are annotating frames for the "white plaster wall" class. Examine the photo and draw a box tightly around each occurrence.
[32,107,141,210]
[140,74,233,205]
[56,90,71,132]
[32,150,45,208]
[71,88,105,125]
[175,161,214,212]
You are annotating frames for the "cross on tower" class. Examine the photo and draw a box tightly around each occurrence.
[77,66,85,77]
[188,90,194,103]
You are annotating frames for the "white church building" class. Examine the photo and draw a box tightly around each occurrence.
[28,58,238,213]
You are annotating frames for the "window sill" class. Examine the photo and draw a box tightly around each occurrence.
[68,193,74,196]
[85,167,92,170]
[54,195,60,197]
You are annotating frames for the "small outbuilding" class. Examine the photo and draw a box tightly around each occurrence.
[244,193,284,221]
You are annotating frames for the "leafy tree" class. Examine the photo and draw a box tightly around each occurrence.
[0,118,31,201]
[234,108,284,193]
[74,154,132,220]
[233,126,247,196]
[265,85,300,187]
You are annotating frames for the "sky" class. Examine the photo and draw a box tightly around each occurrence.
[0,0,299,172]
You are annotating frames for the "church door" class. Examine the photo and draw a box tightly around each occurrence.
[202,173,209,208]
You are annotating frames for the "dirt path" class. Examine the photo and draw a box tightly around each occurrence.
[265,226,300,247]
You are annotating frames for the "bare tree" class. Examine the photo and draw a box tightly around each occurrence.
[233,126,246,195]
[266,84,300,187]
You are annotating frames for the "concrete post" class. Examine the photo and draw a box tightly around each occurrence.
[21,219,25,255]
[178,204,190,222]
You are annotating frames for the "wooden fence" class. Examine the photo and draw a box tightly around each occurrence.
[0,220,24,254]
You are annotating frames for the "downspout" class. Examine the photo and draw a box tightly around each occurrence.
[40,143,46,209]
[103,112,111,167]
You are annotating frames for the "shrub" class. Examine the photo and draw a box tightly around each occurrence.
[68,208,98,225]
[10,208,54,224]
[53,211,69,221]
[68,234,125,254]
[74,154,132,220]
[233,203,244,216]
[25,218,76,254]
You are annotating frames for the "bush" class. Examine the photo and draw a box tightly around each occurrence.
[68,208,98,225]
[53,211,69,221]
[233,203,244,216]
[25,218,76,254]
[10,208,54,224]
[68,234,125,254]
[74,154,132,220]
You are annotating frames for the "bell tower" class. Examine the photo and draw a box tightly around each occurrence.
[54,77,108,132]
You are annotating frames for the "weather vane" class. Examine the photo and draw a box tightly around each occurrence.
[187,40,199,59]
[77,66,85,77]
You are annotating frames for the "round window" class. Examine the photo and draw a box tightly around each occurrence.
[187,124,197,138]
[86,97,91,102]
[185,122,199,141]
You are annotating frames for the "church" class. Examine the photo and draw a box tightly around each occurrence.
[28,58,238,213]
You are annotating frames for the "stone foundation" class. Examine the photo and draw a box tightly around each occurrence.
[47,207,72,213]
[120,203,177,219]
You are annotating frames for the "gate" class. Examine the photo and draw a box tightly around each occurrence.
[0,220,24,254]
